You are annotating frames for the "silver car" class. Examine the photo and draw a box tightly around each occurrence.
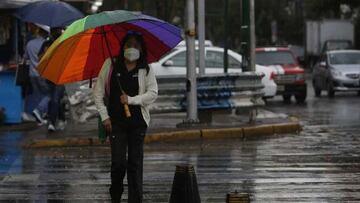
[312,50,360,97]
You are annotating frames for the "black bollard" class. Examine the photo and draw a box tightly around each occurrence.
[226,191,250,203]
[169,164,201,203]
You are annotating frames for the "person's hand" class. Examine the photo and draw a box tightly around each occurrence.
[120,94,128,104]
[103,118,112,133]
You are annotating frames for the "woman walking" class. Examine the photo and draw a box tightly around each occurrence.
[93,31,158,203]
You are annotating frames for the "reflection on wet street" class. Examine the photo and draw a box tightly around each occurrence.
[1,89,360,202]
[0,132,24,175]
[266,87,360,126]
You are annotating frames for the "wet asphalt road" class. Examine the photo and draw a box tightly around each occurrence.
[0,81,360,202]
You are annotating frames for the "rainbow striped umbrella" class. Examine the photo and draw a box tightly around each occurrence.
[37,10,182,84]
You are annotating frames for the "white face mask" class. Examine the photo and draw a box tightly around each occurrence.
[124,48,140,62]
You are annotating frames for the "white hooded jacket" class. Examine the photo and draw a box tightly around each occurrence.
[93,58,158,126]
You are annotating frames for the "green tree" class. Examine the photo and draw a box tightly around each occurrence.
[304,0,360,47]
[101,0,184,23]
[98,0,360,49]
[304,0,360,19]
[255,0,303,46]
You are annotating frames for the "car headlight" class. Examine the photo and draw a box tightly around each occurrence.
[331,69,342,77]
[295,74,305,81]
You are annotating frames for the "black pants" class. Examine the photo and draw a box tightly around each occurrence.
[48,82,65,125]
[109,121,147,203]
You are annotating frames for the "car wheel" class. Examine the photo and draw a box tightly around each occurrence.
[295,94,306,103]
[283,94,291,103]
[327,82,335,98]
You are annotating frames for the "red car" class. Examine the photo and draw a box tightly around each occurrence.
[256,47,307,103]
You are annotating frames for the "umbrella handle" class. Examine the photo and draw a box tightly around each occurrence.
[120,92,131,118]
[124,104,131,118]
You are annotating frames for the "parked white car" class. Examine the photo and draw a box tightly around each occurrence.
[150,46,277,98]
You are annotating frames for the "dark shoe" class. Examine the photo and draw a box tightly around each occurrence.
[110,187,121,203]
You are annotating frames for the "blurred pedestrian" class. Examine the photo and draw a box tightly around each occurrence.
[24,23,50,125]
[38,27,66,132]
[93,31,158,203]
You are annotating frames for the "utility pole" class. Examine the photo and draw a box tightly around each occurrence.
[249,0,257,122]
[240,0,256,72]
[185,0,198,123]
[198,0,205,76]
[141,0,145,12]
[240,0,257,122]
[249,0,256,72]
[124,0,128,10]
[240,0,250,71]
[223,0,229,73]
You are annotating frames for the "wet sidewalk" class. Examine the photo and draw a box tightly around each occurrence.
[16,109,301,148]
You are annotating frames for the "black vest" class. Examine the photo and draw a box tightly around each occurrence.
[108,64,146,126]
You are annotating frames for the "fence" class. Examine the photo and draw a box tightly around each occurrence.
[65,72,264,123]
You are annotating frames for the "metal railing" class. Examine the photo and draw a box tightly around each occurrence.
[65,72,264,123]
[150,73,264,115]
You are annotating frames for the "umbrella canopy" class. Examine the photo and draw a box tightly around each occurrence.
[37,10,182,84]
[15,1,84,27]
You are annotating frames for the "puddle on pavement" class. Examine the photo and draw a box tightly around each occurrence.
[0,132,24,175]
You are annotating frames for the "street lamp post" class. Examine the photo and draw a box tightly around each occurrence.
[240,0,255,72]
[240,0,257,122]
[124,0,128,10]
[249,0,257,122]
[223,0,229,73]
[198,0,205,76]
[185,0,199,123]
[249,0,256,72]
[240,0,250,71]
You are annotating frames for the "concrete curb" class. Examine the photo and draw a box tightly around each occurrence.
[22,122,302,149]
[201,128,243,139]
